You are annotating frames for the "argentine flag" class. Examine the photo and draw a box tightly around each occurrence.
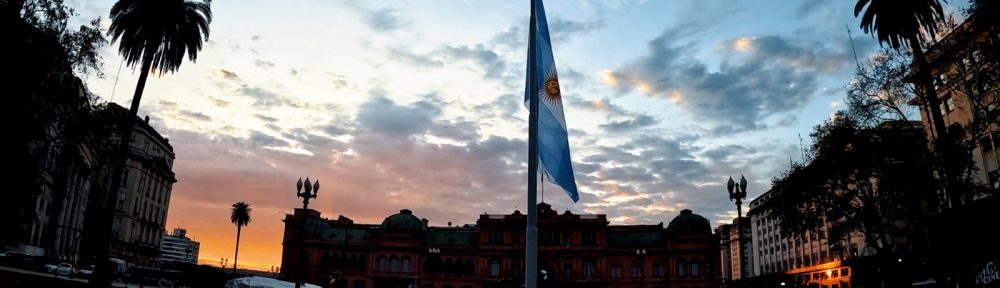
[525,0,579,202]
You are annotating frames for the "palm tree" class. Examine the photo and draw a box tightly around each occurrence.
[854,0,960,204]
[854,0,946,138]
[108,0,211,121]
[230,201,252,276]
[91,2,210,287]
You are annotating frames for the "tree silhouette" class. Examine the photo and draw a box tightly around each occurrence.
[854,0,966,208]
[90,1,211,286]
[230,201,252,276]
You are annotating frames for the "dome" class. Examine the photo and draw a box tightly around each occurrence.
[381,209,424,233]
[666,209,711,236]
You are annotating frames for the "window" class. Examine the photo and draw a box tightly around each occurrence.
[490,260,500,276]
[564,263,573,277]
[653,260,665,277]
[512,231,521,244]
[940,95,955,116]
[354,280,365,288]
[489,231,504,244]
[584,261,595,277]
[632,261,642,277]
[678,260,687,277]
[582,231,597,245]
[390,256,399,272]
[402,257,411,273]
[512,262,521,277]
[378,256,386,271]
[691,261,700,277]
[611,261,623,278]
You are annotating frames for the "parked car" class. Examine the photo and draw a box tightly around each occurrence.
[77,265,95,277]
[44,263,58,272]
[55,263,74,277]
[0,251,25,257]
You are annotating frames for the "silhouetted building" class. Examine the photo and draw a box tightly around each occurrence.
[2,45,99,265]
[714,217,753,285]
[98,104,177,268]
[281,204,718,288]
[162,228,199,264]
[908,11,1000,284]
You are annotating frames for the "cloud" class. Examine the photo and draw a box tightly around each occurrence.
[249,131,289,147]
[178,110,212,122]
[599,114,658,132]
[548,18,605,42]
[214,68,240,81]
[254,114,278,123]
[354,6,410,32]
[605,30,850,131]
[210,97,230,108]
[254,59,275,69]
[386,45,507,79]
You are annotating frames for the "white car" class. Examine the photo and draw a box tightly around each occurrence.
[77,265,95,277]
[55,263,74,276]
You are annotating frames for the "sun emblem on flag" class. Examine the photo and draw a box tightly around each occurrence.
[541,69,561,105]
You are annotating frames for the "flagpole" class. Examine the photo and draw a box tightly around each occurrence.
[525,0,539,287]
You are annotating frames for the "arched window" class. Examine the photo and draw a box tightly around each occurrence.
[584,260,595,277]
[703,257,712,276]
[677,259,687,277]
[402,256,411,273]
[465,258,475,274]
[378,256,387,271]
[390,256,399,272]
[653,260,665,276]
[632,260,642,277]
[321,252,333,267]
[691,260,701,277]
[490,259,501,276]
[611,260,623,278]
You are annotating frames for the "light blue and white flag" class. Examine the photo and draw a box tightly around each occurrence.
[525,0,579,202]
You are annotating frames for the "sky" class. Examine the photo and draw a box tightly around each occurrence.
[65,0,967,272]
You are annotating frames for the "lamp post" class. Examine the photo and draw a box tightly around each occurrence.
[726,175,748,283]
[295,177,319,288]
[636,249,646,288]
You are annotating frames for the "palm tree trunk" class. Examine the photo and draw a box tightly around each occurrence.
[908,34,964,206]
[233,225,241,276]
[88,52,154,288]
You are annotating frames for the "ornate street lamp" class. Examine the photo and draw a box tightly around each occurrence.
[726,175,748,281]
[296,177,320,209]
[295,177,319,288]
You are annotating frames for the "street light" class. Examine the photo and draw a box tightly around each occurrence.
[296,177,320,210]
[636,249,647,288]
[727,175,748,281]
[295,177,319,288]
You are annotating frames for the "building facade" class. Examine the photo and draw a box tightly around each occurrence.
[747,189,868,287]
[106,107,177,268]
[161,228,200,264]
[281,203,718,288]
[911,12,1000,197]
[909,11,1000,284]
[714,217,753,285]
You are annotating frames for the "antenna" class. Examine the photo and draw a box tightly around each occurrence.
[846,25,861,70]
[109,57,125,103]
